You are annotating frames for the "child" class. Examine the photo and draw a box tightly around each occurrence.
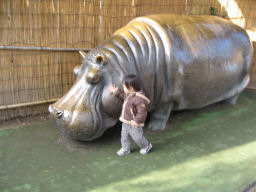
[108,74,152,156]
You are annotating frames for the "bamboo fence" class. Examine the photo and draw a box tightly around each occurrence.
[0,0,255,121]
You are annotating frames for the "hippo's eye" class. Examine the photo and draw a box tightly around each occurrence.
[95,55,106,66]
[96,56,103,64]
[73,66,81,78]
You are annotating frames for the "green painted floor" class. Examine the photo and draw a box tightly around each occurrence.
[1,91,256,192]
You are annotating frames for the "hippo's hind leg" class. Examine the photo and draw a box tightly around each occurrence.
[224,94,240,105]
[223,75,249,105]
[146,103,173,131]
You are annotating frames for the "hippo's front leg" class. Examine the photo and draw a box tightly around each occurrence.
[146,103,173,131]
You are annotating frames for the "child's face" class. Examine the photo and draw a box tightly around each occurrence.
[122,83,134,94]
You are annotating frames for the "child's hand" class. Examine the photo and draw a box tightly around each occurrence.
[108,84,118,93]
[130,121,138,128]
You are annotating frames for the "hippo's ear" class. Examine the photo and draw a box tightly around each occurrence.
[96,55,107,66]
[79,50,86,59]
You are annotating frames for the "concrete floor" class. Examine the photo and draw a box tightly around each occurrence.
[1,91,256,192]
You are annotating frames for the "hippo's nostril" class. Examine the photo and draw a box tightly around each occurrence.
[55,111,63,119]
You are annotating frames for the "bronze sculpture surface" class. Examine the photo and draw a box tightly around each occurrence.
[49,14,253,141]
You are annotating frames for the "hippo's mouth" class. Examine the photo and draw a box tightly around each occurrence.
[49,83,108,141]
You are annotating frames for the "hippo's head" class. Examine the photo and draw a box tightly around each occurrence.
[49,49,124,141]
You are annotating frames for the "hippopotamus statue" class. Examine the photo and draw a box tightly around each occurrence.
[49,14,253,141]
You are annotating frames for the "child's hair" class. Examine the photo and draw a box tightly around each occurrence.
[122,74,142,92]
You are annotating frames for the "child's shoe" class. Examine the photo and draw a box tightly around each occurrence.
[116,148,130,156]
[140,143,152,155]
